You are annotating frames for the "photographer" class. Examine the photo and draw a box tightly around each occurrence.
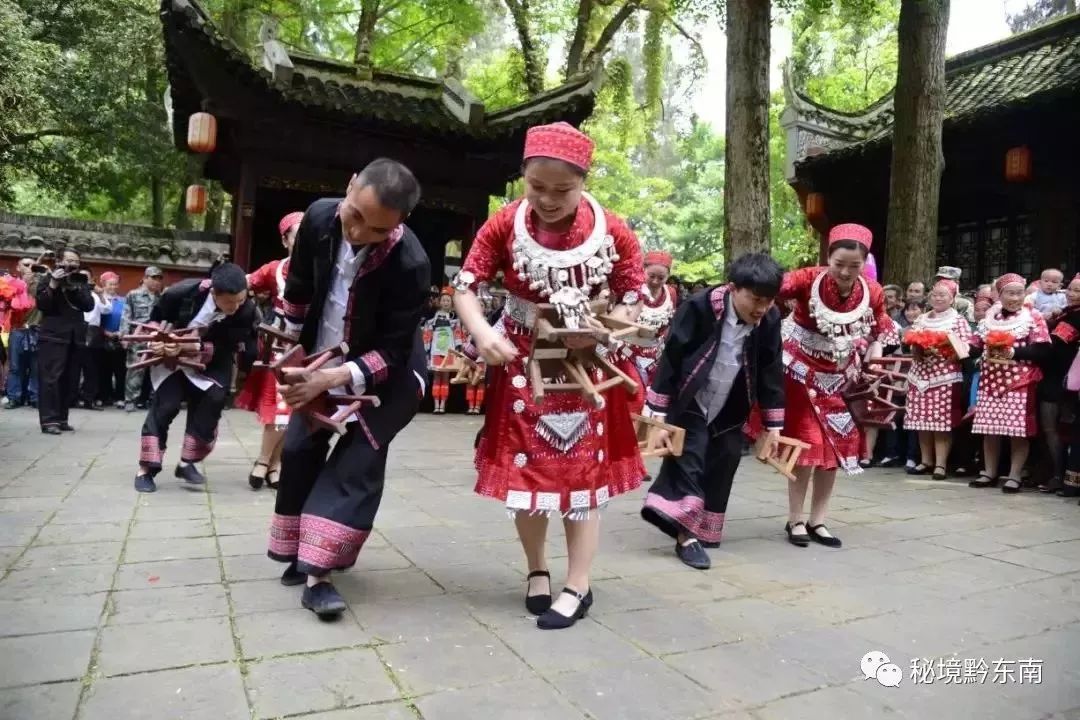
[35,248,94,434]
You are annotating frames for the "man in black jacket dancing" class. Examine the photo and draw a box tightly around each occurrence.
[133,263,256,493]
[641,253,786,570]
[267,158,430,619]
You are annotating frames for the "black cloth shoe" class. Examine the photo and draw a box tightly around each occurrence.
[969,474,998,488]
[280,561,306,586]
[932,466,947,481]
[537,587,593,630]
[302,581,346,620]
[134,473,157,493]
[525,570,552,615]
[807,523,842,548]
[1001,477,1022,494]
[675,539,711,570]
[40,425,62,435]
[58,422,74,432]
[175,463,206,487]
[785,521,810,547]
[248,461,267,490]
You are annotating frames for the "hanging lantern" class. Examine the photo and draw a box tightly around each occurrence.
[187,112,217,154]
[186,184,207,214]
[804,192,826,222]
[1005,146,1031,183]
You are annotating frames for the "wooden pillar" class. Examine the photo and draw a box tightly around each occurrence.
[232,162,257,270]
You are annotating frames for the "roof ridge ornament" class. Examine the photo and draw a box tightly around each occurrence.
[260,17,294,86]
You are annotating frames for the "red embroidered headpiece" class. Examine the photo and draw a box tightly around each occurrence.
[523,122,594,172]
[100,271,119,284]
[440,286,454,297]
[827,223,872,250]
[933,279,958,297]
[995,273,1026,293]
[278,211,304,236]
[643,250,672,269]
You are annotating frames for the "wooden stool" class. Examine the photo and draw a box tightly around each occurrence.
[843,355,913,428]
[252,322,300,369]
[271,342,381,435]
[756,435,812,481]
[122,323,205,372]
[632,414,685,459]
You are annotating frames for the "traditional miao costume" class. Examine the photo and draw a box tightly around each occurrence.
[969,274,1051,439]
[777,225,896,475]
[618,250,678,413]
[235,212,303,429]
[422,294,463,414]
[903,285,972,432]
[454,123,646,519]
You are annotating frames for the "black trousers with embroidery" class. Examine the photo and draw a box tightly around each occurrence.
[268,417,388,577]
[641,408,744,546]
[138,372,225,475]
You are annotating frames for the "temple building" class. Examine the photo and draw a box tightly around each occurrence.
[782,13,1080,287]
[160,0,601,280]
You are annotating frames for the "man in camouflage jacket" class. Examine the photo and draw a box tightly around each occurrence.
[120,266,164,410]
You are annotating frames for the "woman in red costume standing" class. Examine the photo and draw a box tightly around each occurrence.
[618,250,677,414]
[453,122,646,630]
[778,224,895,548]
[235,211,303,489]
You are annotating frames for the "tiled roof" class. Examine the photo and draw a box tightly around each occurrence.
[160,0,599,146]
[795,12,1080,166]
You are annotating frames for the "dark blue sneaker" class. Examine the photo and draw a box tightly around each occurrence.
[301,582,346,620]
[675,539,711,570]
[134,473,157,493]
[174,463,206,487]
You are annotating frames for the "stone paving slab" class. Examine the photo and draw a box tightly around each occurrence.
[2,406,1080,719]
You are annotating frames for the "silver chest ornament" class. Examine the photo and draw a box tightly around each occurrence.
[808,272,874,363]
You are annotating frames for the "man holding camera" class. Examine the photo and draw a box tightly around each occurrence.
[35,249,94,434]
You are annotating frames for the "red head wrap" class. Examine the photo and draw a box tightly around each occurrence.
[440,286,454,297]
[643,250,673,269]
[933,278,957,297]
[100,271,120,284]
[827,223,872,250]
[523,122,594,172]
[995,273,1026,294]
[278,211,304,236]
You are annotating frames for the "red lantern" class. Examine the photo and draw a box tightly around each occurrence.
[1005,146,1031,183]
[187,112,217,154]
[805,192,826,222]
[186,184,207,214]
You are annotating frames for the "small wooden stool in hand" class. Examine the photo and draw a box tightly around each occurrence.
[252,322,300,369]
[756,435,812,481]
[447,348,484,386]
[271,342,381,435]
[526,298,654,409]
[843,355,913,428]
[123,323,205,372]
[632,414,685,459]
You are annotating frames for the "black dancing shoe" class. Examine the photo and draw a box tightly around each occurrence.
[537,587,593,630]
[969,473,998,489]
[134,473,157,493]
[675,539,711,570]
[807,523,842,548]
[525,570,552,615]
[785,521,810,547]
[175,463,206,487]
[40,425,61,435]
[248,460,268,490]
[266,468,280,490]
[1001,477,1022,494]
[302,581,346,620]
[280,561,306,587]
[932,466,947,481]
[58,422,75,432]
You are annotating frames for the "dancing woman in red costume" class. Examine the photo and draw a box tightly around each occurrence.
[453,122,646,630]
[618,250,677,414]
[777,224,895,548]
[235,211,303,489]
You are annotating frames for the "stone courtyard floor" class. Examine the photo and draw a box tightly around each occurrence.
[1,405,1080,720]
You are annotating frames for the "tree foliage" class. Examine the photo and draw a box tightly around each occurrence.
[1006,0,1076,33]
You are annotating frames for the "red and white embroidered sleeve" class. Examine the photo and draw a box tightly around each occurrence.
[454,204,514,292]
[605,212,646,302]
[246,260,278,296]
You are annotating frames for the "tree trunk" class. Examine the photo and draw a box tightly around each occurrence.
[565,0,594,79]
[883,0,949,285]
[150,176,164,228]
[354,0,380,66]
[205,182,225,234]
[504,0,545,95]
[173,185,191,230]
[723,0,771,262]
[579,1,642,76]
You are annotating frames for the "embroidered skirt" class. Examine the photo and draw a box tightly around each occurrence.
[905,382,962,432]
[972,361,1038,437]
[781,371,863,474]
[473,322,644,518]
[235,365,291,428]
